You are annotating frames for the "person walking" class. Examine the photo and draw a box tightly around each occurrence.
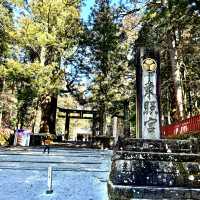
[43,135,50,154]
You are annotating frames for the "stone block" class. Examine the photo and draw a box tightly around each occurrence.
[108,138,200,199]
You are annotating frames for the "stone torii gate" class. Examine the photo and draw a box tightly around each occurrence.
[57,107,97,140]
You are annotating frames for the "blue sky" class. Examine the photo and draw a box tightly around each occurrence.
[81,0,95,21]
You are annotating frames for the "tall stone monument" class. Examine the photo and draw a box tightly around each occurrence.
[136,47,160,139]
[108,47,200,200]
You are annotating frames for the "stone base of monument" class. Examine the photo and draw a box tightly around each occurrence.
[108,138,200,199]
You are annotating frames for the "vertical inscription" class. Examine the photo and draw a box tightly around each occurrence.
[142,58,160,139]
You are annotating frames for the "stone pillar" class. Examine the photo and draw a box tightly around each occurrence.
[92,113,97,137]
[136,47,161,139]
[123,99,130,136]
[112,116,118,143]
[99,103,105,135]
[65,112,70,140]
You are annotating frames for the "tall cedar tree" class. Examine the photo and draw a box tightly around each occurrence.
[86,0,133,135]
[0,1,13,127]
[7,0,82,133]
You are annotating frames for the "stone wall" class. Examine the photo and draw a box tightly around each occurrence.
[108,138,200,199]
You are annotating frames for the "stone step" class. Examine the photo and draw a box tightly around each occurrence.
[113,151,200,162]
[108,181,200,200]
[116,138,200,154]
[109,138,200,199]
[110,153,200,188]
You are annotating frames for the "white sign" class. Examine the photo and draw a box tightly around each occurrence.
[142,58,160,139]
[13,129,32,146]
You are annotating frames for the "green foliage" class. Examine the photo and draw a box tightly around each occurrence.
[136,0,200,123]
[84,0,134,113]
[2,0,199,134]
[11,0,82,58]
[0,0,82,130]
[0,0,13,58]
[0,128,12,145]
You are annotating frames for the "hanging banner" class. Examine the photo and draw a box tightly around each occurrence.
[141,58,160,139]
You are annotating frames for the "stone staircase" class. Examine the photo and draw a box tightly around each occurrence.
[108,138,200,199]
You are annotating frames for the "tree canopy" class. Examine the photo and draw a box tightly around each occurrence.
[0,0,200,137]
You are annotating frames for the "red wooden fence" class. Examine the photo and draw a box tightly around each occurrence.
[161,115,200,138]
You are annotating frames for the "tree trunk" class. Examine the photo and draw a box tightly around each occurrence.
[194,88,198,114]
[92,113,97,137]
[39,46,48,132]
[32,99,39,133]
[48,95,57,134]
[65,112,70,140]
[40,99,50,133]
[188,87,193,117]
[0,78,5,128]
[39,46,60,134]
[40,46,46,66]
[167,89,171,124]
[112,116,118,143]
[169,39,184,120]
[124,99,130,136]
[39,95,57,134]
[99,103,106,135]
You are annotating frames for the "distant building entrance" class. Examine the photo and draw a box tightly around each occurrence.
[57,107,97,140]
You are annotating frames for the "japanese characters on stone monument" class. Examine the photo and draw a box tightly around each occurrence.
[135,47,160,139]
[142,58,160,139]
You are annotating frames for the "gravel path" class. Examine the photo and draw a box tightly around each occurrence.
[0,147,112,200]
